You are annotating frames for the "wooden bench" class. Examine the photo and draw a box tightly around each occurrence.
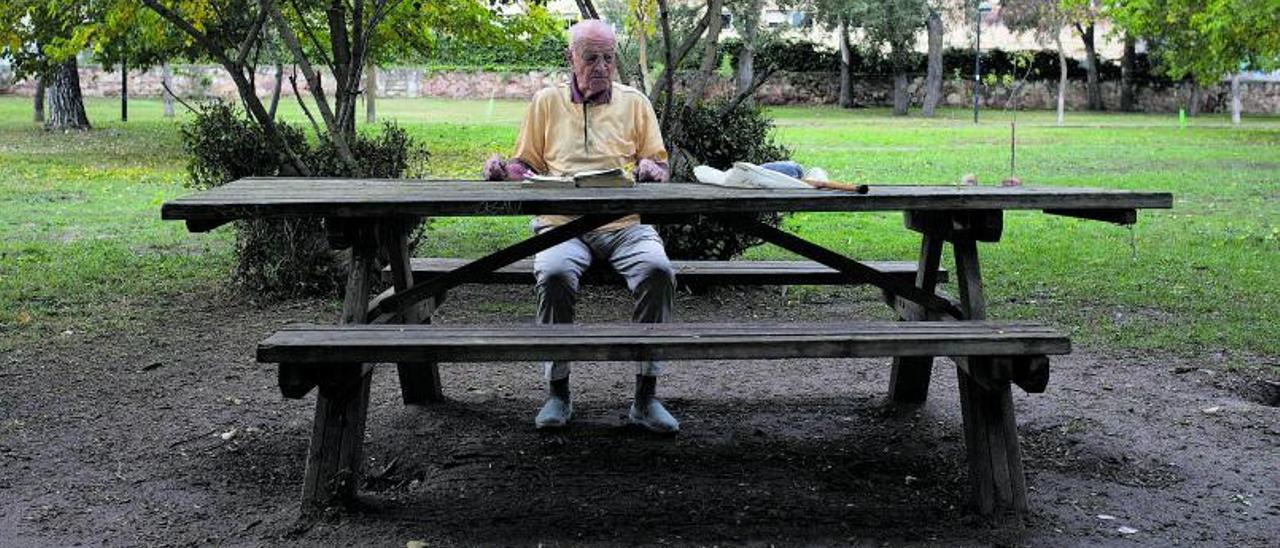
[258,320,1069,522]
[383,258,948,289]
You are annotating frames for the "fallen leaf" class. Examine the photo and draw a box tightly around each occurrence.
[15,310,31,326]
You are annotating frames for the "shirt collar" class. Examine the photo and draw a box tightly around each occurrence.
[569,74,612,105]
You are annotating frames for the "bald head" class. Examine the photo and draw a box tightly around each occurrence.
[568,19,616,51]
[566,19,617,100]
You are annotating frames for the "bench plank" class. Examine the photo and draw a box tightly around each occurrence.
[258,321,1069,365]
[386,258,948,286]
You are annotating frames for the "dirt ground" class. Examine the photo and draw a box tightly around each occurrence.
[1,283,1277,547]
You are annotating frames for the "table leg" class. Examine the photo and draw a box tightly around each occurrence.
[300,227,377,516]
[302,364,373,516]
[952,236,1028,523]
[379,219,443,404]
[888,232,944,403]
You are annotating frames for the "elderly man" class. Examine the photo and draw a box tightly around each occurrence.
[482,20,679,433]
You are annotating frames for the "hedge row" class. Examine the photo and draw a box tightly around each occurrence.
[425,34,1177,85]
[720,39,1178,85]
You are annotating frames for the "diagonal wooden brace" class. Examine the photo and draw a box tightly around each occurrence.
[716,214,964,319]
[373,214,627,319]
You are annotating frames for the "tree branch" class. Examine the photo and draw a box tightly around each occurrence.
[650,2,712,104]
[718,66,775,120]
[270,2,358,168]
[160,80,197,113]
[574,0,600,19]
[141,0,233,67]
[290,68,325,138]
[291,0,335,67]
[236,0,275,67]
[656,0,676,128]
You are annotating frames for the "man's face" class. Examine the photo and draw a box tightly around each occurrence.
[569,38,616,97]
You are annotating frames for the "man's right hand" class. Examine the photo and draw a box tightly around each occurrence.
[483,154,532,181]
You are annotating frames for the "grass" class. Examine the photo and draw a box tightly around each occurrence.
[0,96,1276,361]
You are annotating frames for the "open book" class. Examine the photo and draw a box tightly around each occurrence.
[522,168,635,189]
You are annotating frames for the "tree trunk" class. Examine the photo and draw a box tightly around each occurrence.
[736,0,763,95]
[574,0,600,19]
[1079,23,1102,110]
[268,63,283,119]
[1055,30,1066,126]
[892,71,909,116]
[33,77,46,123]
[327,0,358,140]
[1120,34,1135,112]
[1187,80,1200,116]
[922,10,943,117]
[690,0,724,101]
[365,63,377,123]
[1230,74,1242,126]
[637,13,649,94]
[120,58,128,122]
[161,64,175,118]
[45,58,91,131]
[838,19,853,109]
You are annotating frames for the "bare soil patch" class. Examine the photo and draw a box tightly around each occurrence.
[1,284,1277,546]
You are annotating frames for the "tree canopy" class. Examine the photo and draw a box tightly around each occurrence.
[1109,0,1280,83]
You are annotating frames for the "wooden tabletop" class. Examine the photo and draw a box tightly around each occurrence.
[162,177,1173,225]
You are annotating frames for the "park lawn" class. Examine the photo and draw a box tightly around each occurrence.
[0,96,1276,363]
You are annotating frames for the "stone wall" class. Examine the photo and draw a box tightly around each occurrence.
[3,64,1278,115]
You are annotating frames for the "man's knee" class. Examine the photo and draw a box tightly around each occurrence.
[536,260,582,295]
[642,258,676,290]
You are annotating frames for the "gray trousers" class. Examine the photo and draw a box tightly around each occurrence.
[534,223,676,381]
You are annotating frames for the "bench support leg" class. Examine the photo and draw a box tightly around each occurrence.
[301,365,373,516]
[952,234,1028,523]
[379,219,445,404]
[889,232,944,403]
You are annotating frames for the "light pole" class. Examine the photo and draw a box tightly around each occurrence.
[973,1,992,124]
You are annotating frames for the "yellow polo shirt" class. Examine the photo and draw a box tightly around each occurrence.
[513,82,668,232]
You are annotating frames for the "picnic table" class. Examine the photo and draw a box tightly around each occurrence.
[162,178,1172,522]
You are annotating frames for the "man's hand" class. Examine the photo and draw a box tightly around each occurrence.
[482,154,532,181]
[482,154,508,181]
[635,158,669,182]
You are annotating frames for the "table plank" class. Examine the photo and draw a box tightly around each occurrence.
[162,178,1174,223]
[257,321,1071,364]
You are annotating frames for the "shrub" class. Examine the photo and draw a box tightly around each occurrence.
[181,101,429,298]
[655,97,792,261]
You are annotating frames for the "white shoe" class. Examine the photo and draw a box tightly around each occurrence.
[535,396,572,429]
[628,398,680,433]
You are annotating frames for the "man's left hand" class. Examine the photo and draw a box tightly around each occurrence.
[635,158,669,182]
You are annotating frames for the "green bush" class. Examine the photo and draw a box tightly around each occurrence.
[428,35,567,71]
[655,97,792,261]
[181,101,429,298]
